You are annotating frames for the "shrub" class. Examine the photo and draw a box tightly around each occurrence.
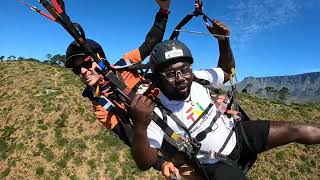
[36,166,44,176]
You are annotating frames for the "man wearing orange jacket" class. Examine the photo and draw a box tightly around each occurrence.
[64,0,171,170]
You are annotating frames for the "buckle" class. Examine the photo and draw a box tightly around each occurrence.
[209,150,217,159]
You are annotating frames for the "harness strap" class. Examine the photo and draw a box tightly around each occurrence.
[96,95,117,113]
[169,0,229,41]
[218,122,238,154]
[151,110,195,153]
[152,113,179,141]
[170,14,196,40]
[238,122,257,173]
[194,91,235,142]
[239,122,255,154]
[195,111,221,142]
[104,71,136,101]
[199,150,237,167]
[162,107,190,135]
[188,103,214,131]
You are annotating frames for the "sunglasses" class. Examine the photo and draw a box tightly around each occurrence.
[72,60,93,75]
[159,65,192,81]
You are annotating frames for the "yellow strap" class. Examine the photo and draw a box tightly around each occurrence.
[94,85,100,97]
[231,68,236,77]
[97,53,103,60]
[171,132,180,141]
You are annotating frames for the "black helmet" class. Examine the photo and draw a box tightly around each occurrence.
[149,40,193,72]
[65,39,106,68]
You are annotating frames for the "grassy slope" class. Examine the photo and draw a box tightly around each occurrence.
[0,61,319,179]
[239,94,320,180]
[0,61,161,180]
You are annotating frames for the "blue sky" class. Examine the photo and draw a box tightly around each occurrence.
[1,0,320,81]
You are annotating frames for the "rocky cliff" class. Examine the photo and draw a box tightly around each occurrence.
[237,72,320,102]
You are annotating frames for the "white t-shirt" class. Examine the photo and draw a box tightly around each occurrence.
[147,68,237,164]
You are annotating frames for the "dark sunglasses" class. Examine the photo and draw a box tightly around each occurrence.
[72,60,93,75]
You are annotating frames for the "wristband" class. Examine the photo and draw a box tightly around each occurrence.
[159,8,170,15]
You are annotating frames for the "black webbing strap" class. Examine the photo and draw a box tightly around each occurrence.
[193,90,237,142]
[127,62,150,70]
[215,121,256,171]
[38,1,131,105]
[238,121,257,173]
[195,111,221,142]
[169,0,221,41]
[168,112,190,135]
[104,71,136,101]
[155,105,210,180]
[170,14,196,40]
[160,103,215,147]
[38,0,113,71]
[239,122,255,154]
[238,105,250,122]
[197,119,239,167]
[199,149,237,167]
[159,105,191,136]
[191,155,210,180]
[188,103,214,131]
[215,153,237,167]
[151,111,183,143]
[218,122,238,154]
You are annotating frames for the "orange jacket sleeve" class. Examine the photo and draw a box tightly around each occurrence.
[122,49,142,63]
[92,101,119,130]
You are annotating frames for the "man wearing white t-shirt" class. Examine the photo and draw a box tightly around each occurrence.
[129,40,320,180]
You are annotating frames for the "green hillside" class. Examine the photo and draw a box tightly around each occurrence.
[0,61,319,179]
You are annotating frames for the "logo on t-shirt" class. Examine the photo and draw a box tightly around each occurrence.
[185,102,205,122]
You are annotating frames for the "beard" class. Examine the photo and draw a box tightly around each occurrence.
[162,83,191,101]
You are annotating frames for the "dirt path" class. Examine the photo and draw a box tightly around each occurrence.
[53,67,58,87]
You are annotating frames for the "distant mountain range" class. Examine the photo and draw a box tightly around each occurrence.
[236,72,320,103]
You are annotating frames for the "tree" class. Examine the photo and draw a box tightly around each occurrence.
[255,88,264,97]
[46,53,52,61]
[271,89,278,100]
[279,87,290,102]
[242,88,248,93]
[50,54,66,65]
[0,56,4,61]
[18,57,24,60]
[245,83,253,93]
[265,86,274,99]
[43,60,51,64]
[7,55,16,60]
[26,58,40,62]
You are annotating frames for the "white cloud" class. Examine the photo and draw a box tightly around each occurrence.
[224,0,319,46]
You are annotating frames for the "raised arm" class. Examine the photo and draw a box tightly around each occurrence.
[129,1,171,170]
[122,0,170,62]
[208,19,236,82]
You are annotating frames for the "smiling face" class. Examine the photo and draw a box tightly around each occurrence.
[71,56,100,86]
[157,61,193,100]
[79,62,100,86]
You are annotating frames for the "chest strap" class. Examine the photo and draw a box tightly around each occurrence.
[195,110,222,142]
[199,149,237,167]
[194,91,241,142]
[188,103,214,131]
[152,106,197,155]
